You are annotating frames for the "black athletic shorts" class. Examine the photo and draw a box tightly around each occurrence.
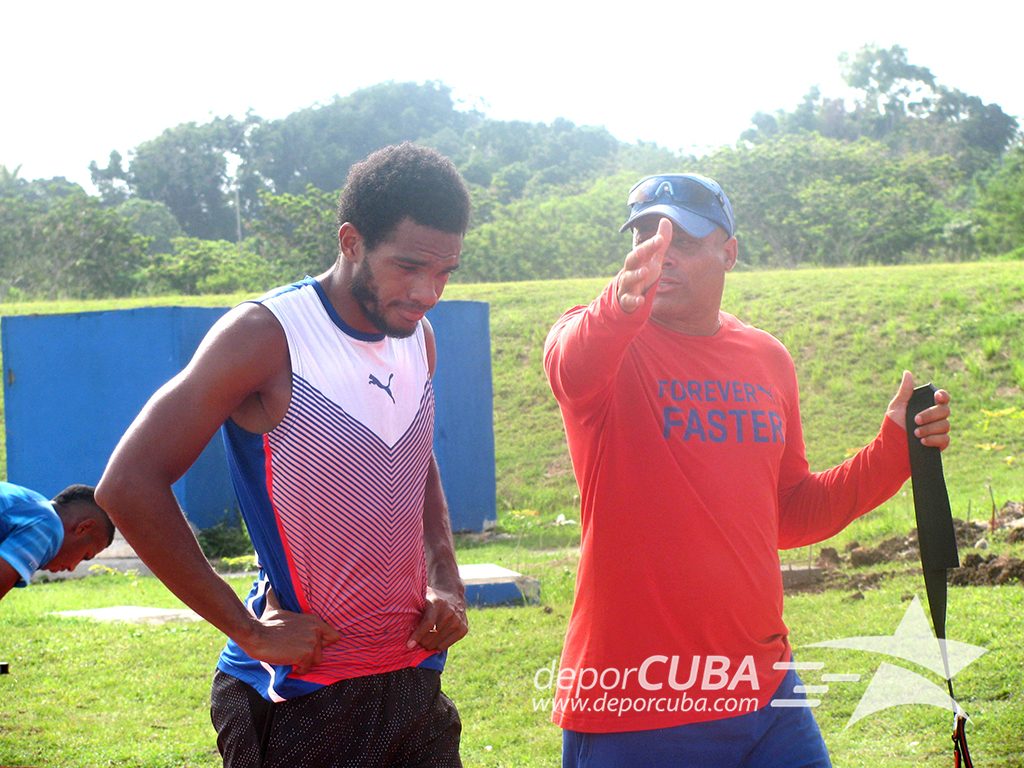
[210,667,462,768]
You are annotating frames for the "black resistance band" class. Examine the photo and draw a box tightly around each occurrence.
[906,383,974,768]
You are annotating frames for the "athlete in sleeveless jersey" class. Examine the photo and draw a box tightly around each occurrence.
[97,144,471,766]
[219,278,444,701]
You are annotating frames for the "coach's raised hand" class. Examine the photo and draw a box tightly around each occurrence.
[617,217,672,313]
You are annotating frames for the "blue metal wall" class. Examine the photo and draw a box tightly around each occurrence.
[2,301,495,531]
[427,301,498,531]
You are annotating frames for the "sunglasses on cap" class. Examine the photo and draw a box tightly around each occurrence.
[621,173,735,237]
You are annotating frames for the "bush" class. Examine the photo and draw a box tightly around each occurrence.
[196,512,253,559]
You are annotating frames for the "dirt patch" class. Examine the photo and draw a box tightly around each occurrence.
[816,547,842,569]
[792,500,1024,593]
[950,553,1024,586]
[847,532,922,566]
[784,557,908,595]
[826,567,905,593]
[999,499,1024,522]
[828,501,1022,571]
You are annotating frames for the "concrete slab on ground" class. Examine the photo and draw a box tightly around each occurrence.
[48,564,538,624]
[460,562,540,606]
[780,564,824,590]
[52,605,201,624]
[39,533,541,599]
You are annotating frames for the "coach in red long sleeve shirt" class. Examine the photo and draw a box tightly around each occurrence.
[544,174,952,768]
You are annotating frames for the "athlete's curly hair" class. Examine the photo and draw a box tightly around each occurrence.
[336,142,471,251]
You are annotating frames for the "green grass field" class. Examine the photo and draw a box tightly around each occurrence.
[2,552,1023,766]
[1,259,1023,765]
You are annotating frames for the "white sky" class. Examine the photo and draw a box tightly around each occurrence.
[3,0,1022,189]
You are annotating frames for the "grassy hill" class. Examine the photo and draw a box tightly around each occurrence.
[1,259,1021,552]
[444,260,1024,549]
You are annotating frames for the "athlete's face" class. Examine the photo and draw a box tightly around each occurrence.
[350,218,462,338]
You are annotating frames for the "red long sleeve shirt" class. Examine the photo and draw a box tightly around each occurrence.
[543,279,910,732]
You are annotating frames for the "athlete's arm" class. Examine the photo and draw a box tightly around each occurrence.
[96,304,339,672]
[408,318,468,652]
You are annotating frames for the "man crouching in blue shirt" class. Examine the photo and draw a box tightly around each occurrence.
[0,482,115,599]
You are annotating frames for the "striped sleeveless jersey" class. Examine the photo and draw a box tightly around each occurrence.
[217,278,442,701]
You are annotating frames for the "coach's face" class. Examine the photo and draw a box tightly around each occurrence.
[345,218,462,338]
[632,217,737,333]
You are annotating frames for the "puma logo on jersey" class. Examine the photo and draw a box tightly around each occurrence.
[368,373,395,404]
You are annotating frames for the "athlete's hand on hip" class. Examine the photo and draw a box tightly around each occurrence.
[617,217,672,313]
[885,370,952,451]
[407,586,468,652]
[240,597,341,676]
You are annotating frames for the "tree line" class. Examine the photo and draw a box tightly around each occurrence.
[1,45,1021,300]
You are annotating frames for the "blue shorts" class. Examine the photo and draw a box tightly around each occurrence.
[562,668,831,768]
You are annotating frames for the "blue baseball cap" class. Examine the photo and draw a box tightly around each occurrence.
[620,173,735,238]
